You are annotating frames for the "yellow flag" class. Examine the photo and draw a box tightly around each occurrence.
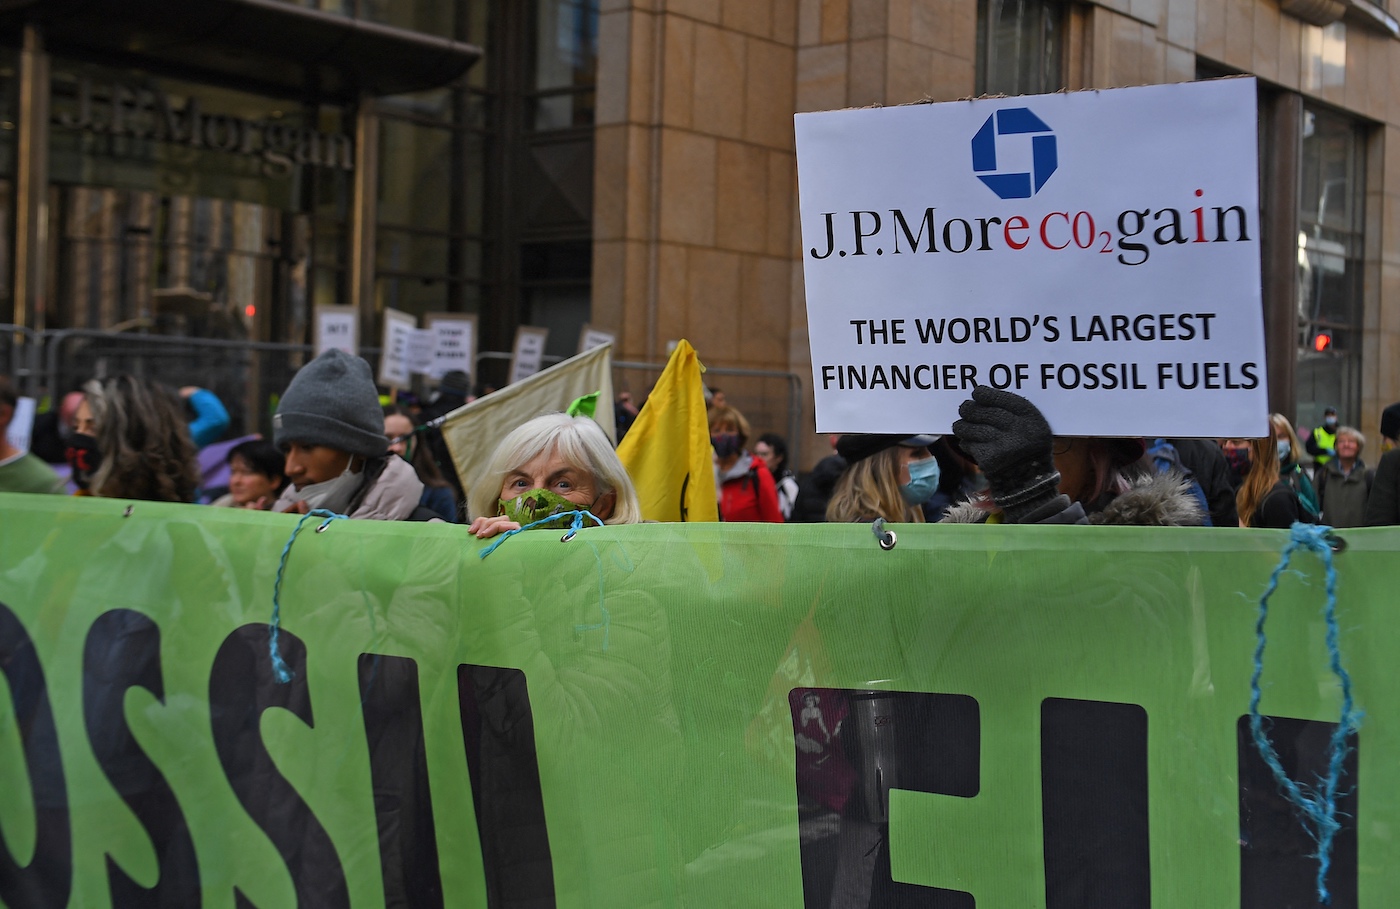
[616,340,719,522]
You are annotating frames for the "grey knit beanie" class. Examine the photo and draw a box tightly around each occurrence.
[273,350,387,458]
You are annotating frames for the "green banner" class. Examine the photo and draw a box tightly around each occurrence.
[0,493,1395,908]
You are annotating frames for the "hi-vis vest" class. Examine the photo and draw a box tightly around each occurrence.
[1313,425,1337,464]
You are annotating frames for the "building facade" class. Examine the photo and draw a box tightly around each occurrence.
[3,0,1398,461]
[594,0,1400,463]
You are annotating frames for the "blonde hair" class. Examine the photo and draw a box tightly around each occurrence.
[825,446,924,524]
[467,413,641,524]
[1336,425,1366,452]
[1270,413,1303,463]
[1237,433,1280,527]
[708,405,751,448]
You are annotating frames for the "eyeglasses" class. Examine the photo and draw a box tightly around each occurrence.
[1052,438,1073,455]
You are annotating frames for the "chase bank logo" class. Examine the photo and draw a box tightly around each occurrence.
[971,108,1058,200]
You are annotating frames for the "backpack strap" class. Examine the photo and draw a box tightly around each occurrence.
[407,504,444,522]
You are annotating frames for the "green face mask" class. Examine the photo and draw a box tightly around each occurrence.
[497,488,584,529]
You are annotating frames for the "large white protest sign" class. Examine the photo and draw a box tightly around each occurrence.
[377,308,417,388]
[314,305,358,357]
[425,312,477,380]
[796,77,1266,437]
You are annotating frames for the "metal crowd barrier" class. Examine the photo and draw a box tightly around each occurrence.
[5,329,804,463]
[0,324,42,398]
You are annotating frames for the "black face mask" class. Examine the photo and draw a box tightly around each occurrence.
[64,433,102,491]
[711,433,741,459]
[1224,446,1251,476]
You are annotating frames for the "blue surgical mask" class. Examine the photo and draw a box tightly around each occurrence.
[900,455,941,505]
[1277,440,1291,462]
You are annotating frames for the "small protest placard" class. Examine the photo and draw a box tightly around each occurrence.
[426,313,477,381]
[314,305,358,357]
[508,326,550,384]
[377,309,417,389]
[408,328,435,376]
[577,323,617,355]
[5,396,35,453]
[795,77,1266,437]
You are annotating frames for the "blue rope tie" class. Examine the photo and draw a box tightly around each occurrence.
[270,509,348,683]
[478,509,604,559]
[1248,522,1361,906]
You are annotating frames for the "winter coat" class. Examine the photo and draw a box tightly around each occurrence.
[774,468,799,521]
[1249,479,1321,529]
[718,454,784,522]
[791,455,847,523]
[272,455,441,521]
[1168,438,1239,528]
[940,471,1206,527]
[1315,458,1371,529]
[1364,448,1400,525]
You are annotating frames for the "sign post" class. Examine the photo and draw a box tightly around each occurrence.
[795,78,1267,437]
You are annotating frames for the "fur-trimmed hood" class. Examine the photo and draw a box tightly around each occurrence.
[1088,471,1205,526]
[940,471,1205,526]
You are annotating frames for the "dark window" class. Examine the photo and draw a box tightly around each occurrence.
[976,0,1065,96]
[1296,105,1366,426]
[530,0,599,131]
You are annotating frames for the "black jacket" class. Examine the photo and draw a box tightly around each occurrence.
[791,455,847,523]
[1169,438,1239,528]
[1364,448,1400,525]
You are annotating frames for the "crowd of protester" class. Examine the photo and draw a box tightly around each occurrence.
[5,352,1400,532]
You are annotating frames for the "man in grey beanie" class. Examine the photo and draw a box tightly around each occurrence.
[271,349,443,520]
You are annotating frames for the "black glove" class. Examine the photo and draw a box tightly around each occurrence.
[952,386,1064,521]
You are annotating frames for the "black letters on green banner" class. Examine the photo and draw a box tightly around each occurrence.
[358,653,443,909]
[0,600,72,908]
[1237,715,1358,909]
[790,688,978,908]
[458,664,557,908]
[1040,698,1150,908]
[82,609,201,908]
[209,624,349,909]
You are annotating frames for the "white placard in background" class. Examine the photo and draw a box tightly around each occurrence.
[408,328,435,376]
[508,326,550,384]
[5,396,36,453]
[795,78,1267,438]
[377,309,418,389]
[314,305,358,357]
[577,323,617,355]
[426,313,478,381]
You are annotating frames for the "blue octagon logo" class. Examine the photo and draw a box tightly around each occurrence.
[971,108,1058,200]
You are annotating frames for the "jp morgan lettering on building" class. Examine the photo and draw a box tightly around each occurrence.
[52,76,354,176]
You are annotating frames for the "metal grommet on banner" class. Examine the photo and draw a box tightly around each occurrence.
[561,528,578,543]
[871,518,897,550]
[122,505,134,518]
[1324,531,1347,553]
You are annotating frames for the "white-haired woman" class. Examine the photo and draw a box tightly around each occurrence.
[467,412,642,539]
